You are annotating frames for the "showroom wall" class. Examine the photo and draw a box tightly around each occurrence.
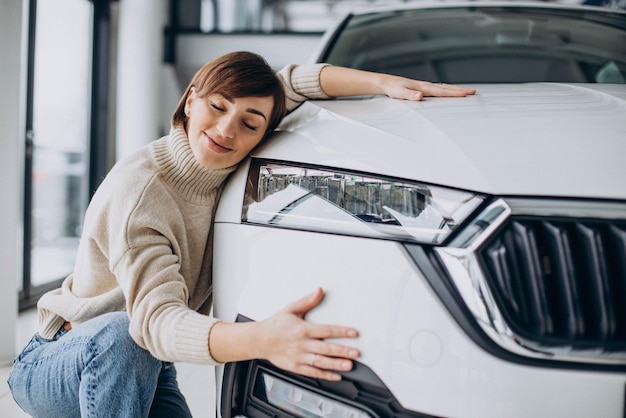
[0,0,24,364]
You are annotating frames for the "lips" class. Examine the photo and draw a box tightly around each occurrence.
[205,132,233,153]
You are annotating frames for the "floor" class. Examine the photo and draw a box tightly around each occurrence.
[0,309,217,417]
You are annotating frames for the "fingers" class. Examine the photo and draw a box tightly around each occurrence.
[298,330,360,381]
[382,74,476,101]
[305,322,359,340]
[300,352,355,381]
[309,353,355,374]
[296,342,360,381]
[390,83,475,101]
[308,352,354,371]
[421,81,476,97]
[266,289,361,381]
[266,334,360,381]
[301,365,345,381]
[395,88,423,101]
[308,336,360,360]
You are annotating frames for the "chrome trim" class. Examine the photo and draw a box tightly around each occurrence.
[505,198,626,219]
[447,199,511,250]
[437,198,626,365]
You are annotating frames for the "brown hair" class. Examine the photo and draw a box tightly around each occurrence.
[172,51,286,136]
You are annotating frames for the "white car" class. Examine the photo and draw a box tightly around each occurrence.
[213,3,626,418]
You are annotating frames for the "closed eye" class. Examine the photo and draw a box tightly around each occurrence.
[210,102,224,112]
[243,122,259,131]
[208,98,263,132]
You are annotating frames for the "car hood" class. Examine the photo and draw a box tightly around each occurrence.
[253,83,626,199]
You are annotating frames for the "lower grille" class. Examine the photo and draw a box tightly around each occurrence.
[478,217,626,353]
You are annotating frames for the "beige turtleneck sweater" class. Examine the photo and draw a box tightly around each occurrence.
[36,63,330,364]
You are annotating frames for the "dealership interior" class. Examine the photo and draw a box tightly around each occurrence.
[0,0,621,417]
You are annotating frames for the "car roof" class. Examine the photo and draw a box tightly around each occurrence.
[252,83,626,200]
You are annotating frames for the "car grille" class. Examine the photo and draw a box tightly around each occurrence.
[478,216,626,353]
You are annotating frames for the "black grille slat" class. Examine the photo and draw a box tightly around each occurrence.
[608,225,626,343]
[478,217,626,353]
[483,243,516,311]
[542,222,586,341]
[511,221,552,337]
[575,223,615,342]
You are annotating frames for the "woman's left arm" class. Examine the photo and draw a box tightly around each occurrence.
[319,65,475,101]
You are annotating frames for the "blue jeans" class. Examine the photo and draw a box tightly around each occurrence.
[7,312,193,418]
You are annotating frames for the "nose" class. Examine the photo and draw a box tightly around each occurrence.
[217,114,236,139]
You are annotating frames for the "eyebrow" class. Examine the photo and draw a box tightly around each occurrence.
[246,108,267,121]
[221,94,267,121]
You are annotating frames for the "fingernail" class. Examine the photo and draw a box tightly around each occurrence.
[349,349,359,358]
[347,329,358,337]
[342,360,352,370]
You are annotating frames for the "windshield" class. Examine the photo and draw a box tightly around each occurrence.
[320,6,626,83]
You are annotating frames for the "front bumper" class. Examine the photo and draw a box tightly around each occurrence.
[213,223,626,418]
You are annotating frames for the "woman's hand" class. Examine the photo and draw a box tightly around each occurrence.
[379,74,476,101]
[257,287,360,381]
[208,288,360,381]
[319,65,476,101]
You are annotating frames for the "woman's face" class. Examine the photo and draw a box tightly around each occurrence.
[184,88,274,170]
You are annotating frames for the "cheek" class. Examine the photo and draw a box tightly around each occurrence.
[242,136,264,154]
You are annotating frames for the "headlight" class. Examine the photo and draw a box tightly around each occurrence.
[258,372,372,418]
[244,162,485,244]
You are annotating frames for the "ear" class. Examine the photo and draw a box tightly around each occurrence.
[184,87,196,116]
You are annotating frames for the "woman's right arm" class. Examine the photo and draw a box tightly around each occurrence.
[278,63,476,113]
[208,287,360,381]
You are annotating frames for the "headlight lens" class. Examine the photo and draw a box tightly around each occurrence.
[258,372,372,418]
[244,162,485,244]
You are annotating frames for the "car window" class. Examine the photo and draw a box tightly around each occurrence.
[320,6,626,84]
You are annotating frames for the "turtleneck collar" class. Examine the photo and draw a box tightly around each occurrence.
[152,125,238,204]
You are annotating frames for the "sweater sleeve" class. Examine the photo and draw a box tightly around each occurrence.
[113,242,221,365]
[276,63,333,112]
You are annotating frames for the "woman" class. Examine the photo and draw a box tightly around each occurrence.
[9,51,475,417]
